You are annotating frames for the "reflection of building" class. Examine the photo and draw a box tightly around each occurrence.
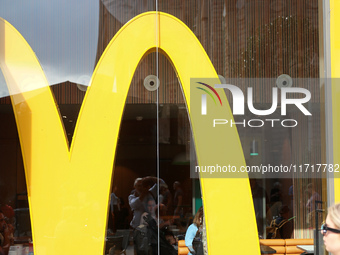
[95,0,325,238]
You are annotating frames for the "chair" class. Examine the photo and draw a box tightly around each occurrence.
[109,246,115,255]
[259,239,314,255]
[178,240,189,255]
[114,229,131,255]
[106,235,123,255]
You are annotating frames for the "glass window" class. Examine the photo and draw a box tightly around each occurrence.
[0,0,330,254]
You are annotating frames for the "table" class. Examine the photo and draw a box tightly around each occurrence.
[13,236,31,244]
[260,244,277,254]
[297,245,314,254]
[105,235,123,254]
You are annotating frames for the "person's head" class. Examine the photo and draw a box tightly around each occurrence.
[134,178,143,193]
[307,183,314,194]
[193,207,204,227]
[146,199,156,214]
[322,203,340,254]
[273,182,282,190]
[161,227,177,245]
[165,231,176,245]
[160,184,168,194]
[155,203,166,218]
[173,181,180,191]
[279,205,290,218]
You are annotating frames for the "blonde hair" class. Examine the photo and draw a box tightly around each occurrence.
[328,203,340,229]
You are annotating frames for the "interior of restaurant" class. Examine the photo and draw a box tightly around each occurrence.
[0,0,329,254]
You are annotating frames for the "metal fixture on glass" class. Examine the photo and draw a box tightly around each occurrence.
[144,75,160,91]
[276,74,293,88]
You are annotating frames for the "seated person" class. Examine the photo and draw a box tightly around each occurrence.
[185,207,204,255]
[140,198,156,225]
[162,228,178,250]
[266,205,294,239]
[0,211,14,255]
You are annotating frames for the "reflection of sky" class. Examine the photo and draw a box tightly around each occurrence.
[102,0,154,24]
[0,0,99,97]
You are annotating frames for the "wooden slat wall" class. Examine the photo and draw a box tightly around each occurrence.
[50,81,86,104]
[95,0,320,104]
[0,81,86,105]
[0,96,11,105]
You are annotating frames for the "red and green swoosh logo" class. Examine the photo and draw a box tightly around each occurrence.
[196,82,222,106]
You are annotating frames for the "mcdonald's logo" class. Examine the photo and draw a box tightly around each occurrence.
[0,12,260,254]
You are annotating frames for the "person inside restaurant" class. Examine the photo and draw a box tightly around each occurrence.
[185,207,204,255]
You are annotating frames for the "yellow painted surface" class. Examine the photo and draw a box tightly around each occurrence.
[330,0,340,203]
[0,12,259,254]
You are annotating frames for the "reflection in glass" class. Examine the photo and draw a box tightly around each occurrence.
[0,0,329,254]
[95,1,202,253]
[0,1,99,86]
[159,0,325,241]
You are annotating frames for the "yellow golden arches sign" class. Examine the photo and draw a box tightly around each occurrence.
[330,0,340,203]
[0,12,259,254]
